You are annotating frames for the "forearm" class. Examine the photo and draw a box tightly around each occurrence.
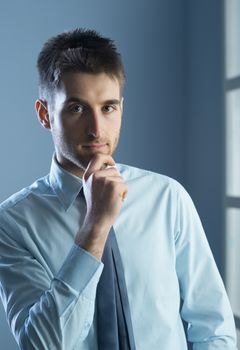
[174,180,237,348]
[75,214,111,260]
[3,244,103,350]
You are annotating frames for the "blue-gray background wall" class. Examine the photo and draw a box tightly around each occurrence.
[0,0,224,348]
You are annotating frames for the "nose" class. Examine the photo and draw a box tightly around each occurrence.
[85,109,102,139]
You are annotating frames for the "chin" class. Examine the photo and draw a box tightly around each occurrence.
[74,145,113,165]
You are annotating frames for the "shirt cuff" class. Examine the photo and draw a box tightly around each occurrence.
[56,244,103,296]
[194,343,238,350]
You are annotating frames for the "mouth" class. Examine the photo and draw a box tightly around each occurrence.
[82,143,107,150]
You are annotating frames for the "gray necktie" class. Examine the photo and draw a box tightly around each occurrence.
[96,227,136,350]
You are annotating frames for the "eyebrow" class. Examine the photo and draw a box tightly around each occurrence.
[65,97,121,106]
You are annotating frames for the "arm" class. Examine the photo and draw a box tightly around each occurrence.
[0,154,128,350]
[174,182,237,349]
[0,210,103,350]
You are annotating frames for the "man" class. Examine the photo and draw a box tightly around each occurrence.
[0,29,237,350]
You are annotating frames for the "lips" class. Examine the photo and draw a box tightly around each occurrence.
[82,143,107,149]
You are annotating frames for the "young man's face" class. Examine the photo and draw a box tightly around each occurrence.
[38,72,123,177]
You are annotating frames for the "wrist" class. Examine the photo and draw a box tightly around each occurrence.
[84,211,113,234]
[75,219,111,259]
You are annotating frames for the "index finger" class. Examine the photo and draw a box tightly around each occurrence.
[83,154,116,181]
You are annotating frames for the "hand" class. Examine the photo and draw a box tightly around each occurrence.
[83,154,128,226]
[75,154,128,259]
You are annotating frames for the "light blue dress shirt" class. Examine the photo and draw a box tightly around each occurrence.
[0,157,237,350]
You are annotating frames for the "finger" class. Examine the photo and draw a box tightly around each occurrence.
[97,176,125,183]
[115,182,128,201]
[103,164,117,170]
[92,167,122,179]
[94,178,127,200]
[121,190,128,201]
[83,154,116,181]
[120,188,128,201]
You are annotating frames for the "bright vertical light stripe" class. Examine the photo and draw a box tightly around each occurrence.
[226,89,240,197]
[226,208,240,318]
[225,0,240,78]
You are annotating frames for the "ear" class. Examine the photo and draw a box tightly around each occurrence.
[35,99,51,129]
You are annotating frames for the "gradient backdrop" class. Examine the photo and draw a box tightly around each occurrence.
[0,0,224,348]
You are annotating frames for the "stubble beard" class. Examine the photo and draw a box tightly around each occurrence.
[59,135,120,175]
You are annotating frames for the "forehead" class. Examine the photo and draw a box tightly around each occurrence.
[57,72,121,102]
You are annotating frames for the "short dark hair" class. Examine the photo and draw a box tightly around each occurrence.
[37,28,125,101]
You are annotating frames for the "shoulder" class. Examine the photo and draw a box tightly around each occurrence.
[117,162,168,181]
[0,175,50,213]
[116,163,196,217]
[116,162,185,194]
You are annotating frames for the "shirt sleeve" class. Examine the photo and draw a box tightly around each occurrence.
[0,210,103,350]
[173,181,237,349]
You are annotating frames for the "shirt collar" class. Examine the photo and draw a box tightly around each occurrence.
[49,156,83,210]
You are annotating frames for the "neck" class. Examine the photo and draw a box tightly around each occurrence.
[55,155,85,178]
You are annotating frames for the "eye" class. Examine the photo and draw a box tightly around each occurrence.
[69,104,84,114]
[102,105,116,113]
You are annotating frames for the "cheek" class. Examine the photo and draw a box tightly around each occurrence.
[111,123,121,147]
[56,115,82,138]
[109,117,121,134]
